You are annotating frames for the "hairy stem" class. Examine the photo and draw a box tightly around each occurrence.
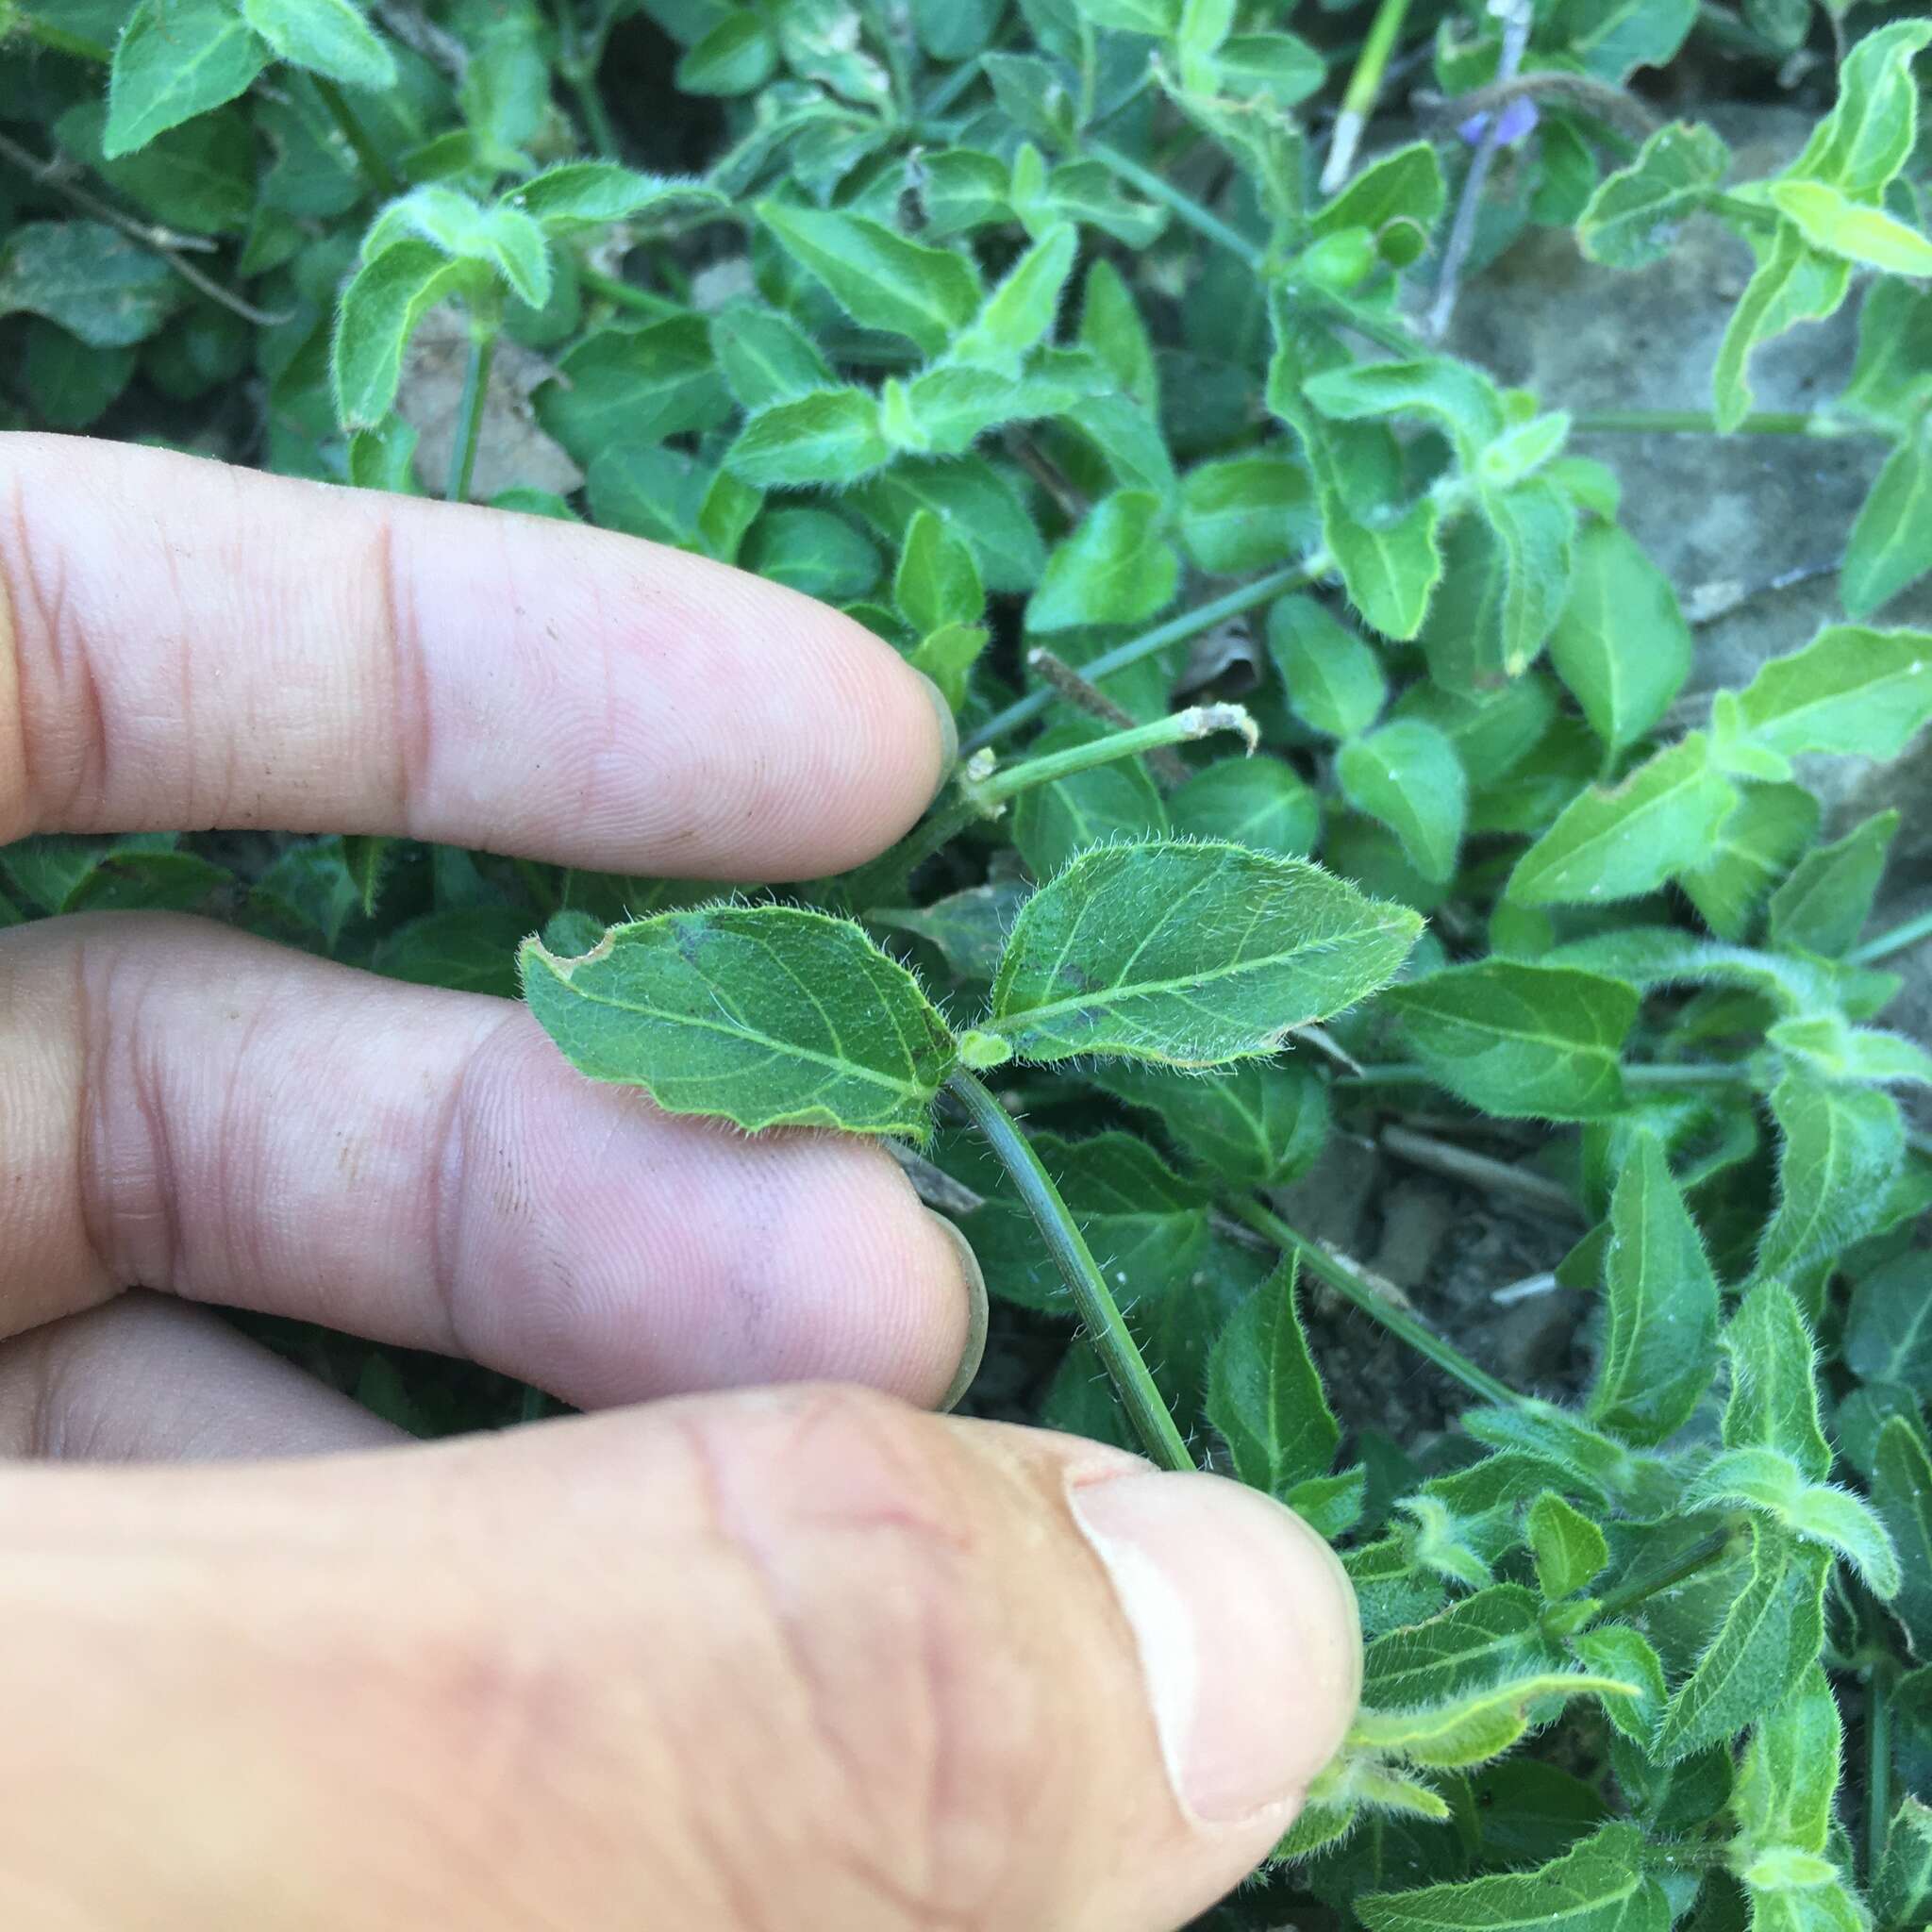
[576,262,684,316]
[946,1069,1195,1474]
[1592,1529,1735,1622]
[1572,408,1869,437]
[1342,1060,1757,1092]
[1850,904,1932,965]
[1868,1652,1892,1879]
[965,558,1326,752]
[446,323,499,504]
[1322,0,1416,192]
[1087,138,1264,268]
[314,76,400,197]
[1225,1197,1523,1409]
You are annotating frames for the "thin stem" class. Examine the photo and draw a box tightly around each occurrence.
[923,56,985,121]
[1380,1125,1585,1222]
[946,1069,1195,1474]
[1028,648,1191,787]
[1868,1653,1892,1879]
[1087,138,1264,268]
[567,69,621,158]
[1322,0,1416,192]
[313,75,400,197]
[1226,1197,1523,1409]
[1572,408,1868,438]
[1592,1529,1734,1622]
[446,324,498,504]
[964,558,1325,752]
[576,262,683,316]
[1341,1060,1757,1092]
[1849,904,1932,965]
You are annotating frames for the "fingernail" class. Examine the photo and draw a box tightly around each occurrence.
[929,1214,988,1413]
[1071,1472,1362,1825]
[914,671,958,804]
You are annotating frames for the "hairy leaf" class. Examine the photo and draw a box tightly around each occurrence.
[1208,1256,1340,1497]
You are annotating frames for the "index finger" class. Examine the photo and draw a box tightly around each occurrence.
[0,435,951,878]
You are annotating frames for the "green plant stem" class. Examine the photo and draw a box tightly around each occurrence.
[1572,408,1870,437]
[1226,1197,1522,1409]
[1850,904,1932,965]
[945,1069,1195,1474]
[1322,0,1416,192]
[446,323,498,504]
[1868,1655,1892,1878]
[1592,1530,1735,1622]
[313,75,399,197]
[566,67,621,158]
[575,262,683,316]
[1341,1060,1757,1092]
[1087,138,1265,268]
[965,558,1324,752]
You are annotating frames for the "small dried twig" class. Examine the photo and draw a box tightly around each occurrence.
[0,131,291,328]
[1381,1124,1585,1222]
[1004,431,1088,523]
[1025,648,1194,788]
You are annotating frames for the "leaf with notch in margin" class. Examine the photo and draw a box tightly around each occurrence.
[1096,1057,1329,1190]
[1655,1520,1830,1762]
[756,201,982,357]
[1338,720,1468,885]
[1769,809,1897,958]
[1208,1254,1340,1497]
[988,840,1422,1069]
[1024,490,1179,633]
[105,0,269,157]
[1548,522,1692,754]
[1874,1416,1932,1654]
[1358,1823,1668,1932]
[1529,1492,1610,1600]
[1507,734,1740,907]
[1752,1073,1905,1312]
[1578,121,1731,269]
[1844,419,1932,619]
[1718,625,1932,774]
[518,907,957,1141]
[331,240,476,429]
[1587,1129,1720,1446]
[1385,960,1638,1121]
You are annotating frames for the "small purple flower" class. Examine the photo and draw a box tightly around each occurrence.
[1458,95,1541,147]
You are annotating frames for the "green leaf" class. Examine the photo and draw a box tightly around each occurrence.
[1359,1824,1667,1932]
[1722,1284,1831,1482]
[105,0,270,157]
[741,507,879,602]
[1873,1416,1932,1654]
[675,10,776,92]
[1208,1256,1340,1497]
[1025,491,1179,633]
[852,458,1047,595]
[988,840,1422,1068]
[1874,1797,1932,1932]
[242,0,395,89]
[1311,142,1445,261]
[1528,1492,1609,1600]
[1578,121,1731,269]
[1386,961,1638,1121]
[1721,625,1932,770]
[1845,1253,1932,1387]
[507,164,724,230]
[709,304,834,410]
[371,906,530,997]
[0,221,175,347]
[757,202,982,357]
[1337,721,1467,885]
[1844,421,1932,619]
[726,387,891,490]
[1476,477,1577,675]
[894,509,984,636]
[1768,809,1896,958]
[1547,523,1691,753]
[1095,1057,1328,1189]
[1178,455,1320,573]
[1271,593,1388,741]
[1074,0,1177,31]
[1753,1074,1905,1307]
[1655,1523,1830,1762]
[1682,782,1819,943]
[1732,1661,1840,1863]
[1508,735,1740,907]
[535,320,732,467]
[1554,0,1697,82]
[1712,225,1852,434]
[1011,726,1169,878]
[330,240,474,430]
[951,222,1077,373]
[872,877,1030,984]
[1769,180,1932,276]
[519,907,957,1140]
[369,187,552,309]
[1570,1624,1668,1744]
[1771,1012,1932,1089]
[1363,1584,1547,1706]
[1842,280,1932,433]
[1168,757,1321,858]
[1787,20,1932,199]
[1305,358,1507,471]
[1588,1130,1720,1446]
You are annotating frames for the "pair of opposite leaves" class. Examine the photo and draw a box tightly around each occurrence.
[519,839,1423,1140]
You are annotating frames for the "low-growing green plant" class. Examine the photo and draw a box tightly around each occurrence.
[5,0,1932,1923]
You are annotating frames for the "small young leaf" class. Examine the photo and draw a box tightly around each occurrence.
[330,240,474,430]
[1722,1283,1832,1483]
[1359,1823,1666,1932]
[507,164,724,230]
[1337,720,1468,885]
[1711,226,1851,434]
[893,508,983,636]
[1547,523,1691,754]
[950,222,1077,373]
[519,907,957,1140]
[1270,594,1388,741]
[726,388,891,489]
[242,0,396,91]
[1529,1492,1610,1600]
[1588,1130,1720,1446]
[1843,421,1932,619]
[989,841,1421,1068]
[1873,1415,1932,1655]
[1508,735,1740,907]
[1208,1255,1341,1498]
[105,0,269,157]
[1769,180,1932,276]
[1578,121,1731,269]
[1768,809,1896,958]
[1732,1661,1840,1862]
[1025,491,1179,632]
[757,202,982,357]
[1724,625,1932,769]
[1385,961,1638,1121]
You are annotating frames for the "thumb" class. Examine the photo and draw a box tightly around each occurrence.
[0,1384,1360,1932]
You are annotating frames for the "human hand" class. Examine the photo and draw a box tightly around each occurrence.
[0,434,1358,1932]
